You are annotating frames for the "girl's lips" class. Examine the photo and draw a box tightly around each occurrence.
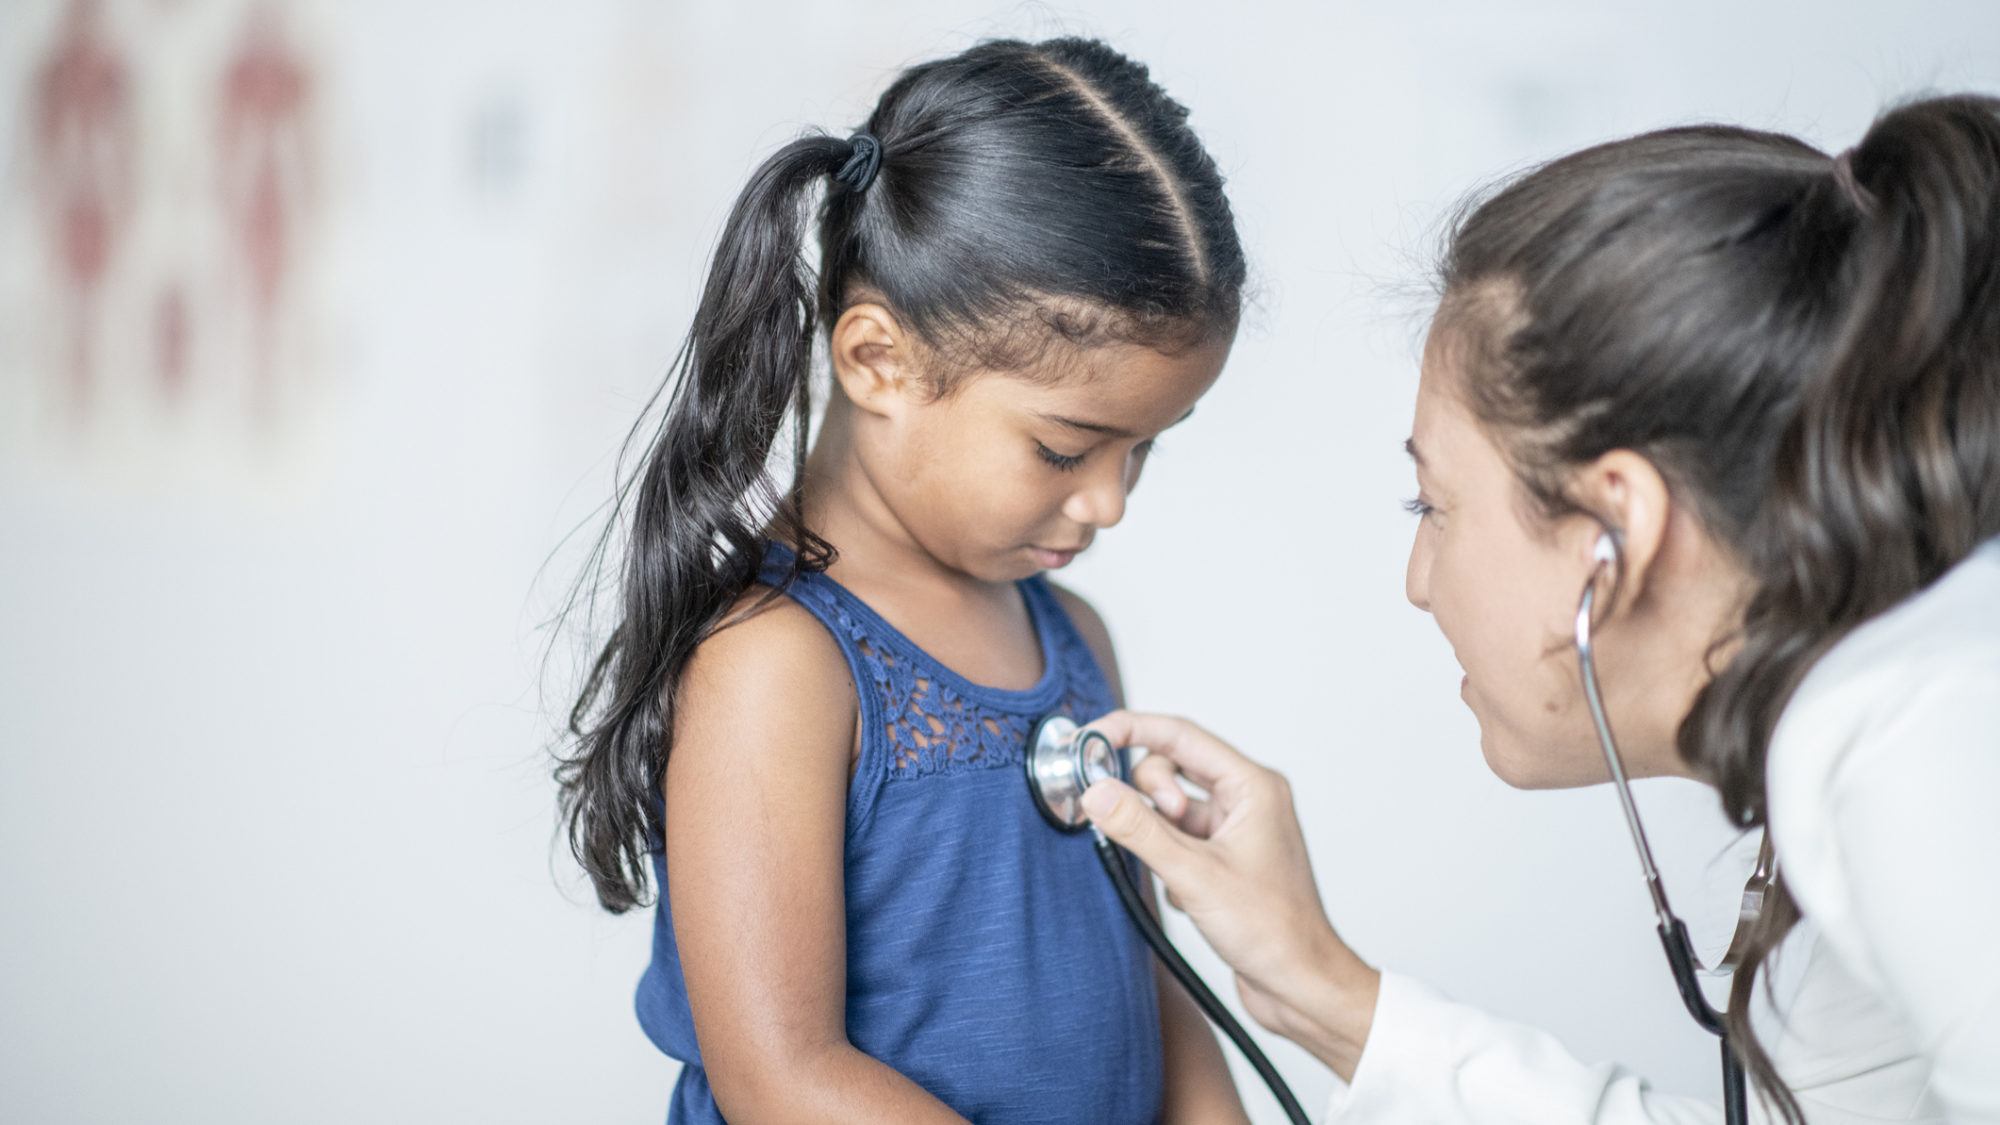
[1030,546,1081,569]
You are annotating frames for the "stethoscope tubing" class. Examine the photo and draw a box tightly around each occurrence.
[1024,716,1314,1122]
[1089,827,1314,1125]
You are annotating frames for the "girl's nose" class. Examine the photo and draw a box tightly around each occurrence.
[1063,466,1128,530]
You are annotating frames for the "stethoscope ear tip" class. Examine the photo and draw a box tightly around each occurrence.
[1594,530,1620,565]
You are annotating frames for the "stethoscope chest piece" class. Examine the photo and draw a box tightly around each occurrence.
[1022,712,1316,1124]
[1025,715,1124,832]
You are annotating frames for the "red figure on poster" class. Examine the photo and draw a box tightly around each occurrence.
[31,0,136,412]
[155,284,190,396]
[218,5,314,400]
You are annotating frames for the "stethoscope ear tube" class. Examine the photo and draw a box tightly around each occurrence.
[1579,533,1750,1125]
[1089,829,1314,1125]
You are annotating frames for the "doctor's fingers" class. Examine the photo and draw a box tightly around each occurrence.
[1129,755,1221,838]
[1130,754,1186,813]
[1082,778,1214,888]
[1084,711,1254,795]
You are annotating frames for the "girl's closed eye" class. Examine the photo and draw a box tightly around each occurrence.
[1038,438,1160,474]
[1036,441,1087,472]
[1403,496,1436,519]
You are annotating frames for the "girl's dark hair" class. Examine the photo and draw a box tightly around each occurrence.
[554,38,1245,914]
[1436,95,2000,1120]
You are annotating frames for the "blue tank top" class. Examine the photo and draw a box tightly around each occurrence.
[635,546,1163,1123]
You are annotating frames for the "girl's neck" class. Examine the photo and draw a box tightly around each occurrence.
[797,393,1006,603]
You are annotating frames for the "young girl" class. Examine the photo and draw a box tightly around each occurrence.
[556,38,1251,1122]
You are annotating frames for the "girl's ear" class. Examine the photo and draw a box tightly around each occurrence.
[1568,449,1673,612]
[830,303,918,418]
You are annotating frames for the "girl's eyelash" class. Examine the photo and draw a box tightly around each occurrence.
[1036,442,1086,472]
[1403,496,1435,518]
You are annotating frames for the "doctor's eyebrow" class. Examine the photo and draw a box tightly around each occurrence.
[1037,406,1197,439]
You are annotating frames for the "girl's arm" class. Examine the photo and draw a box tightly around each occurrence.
[1053,586,1252,1125]
[665,594,968,1123]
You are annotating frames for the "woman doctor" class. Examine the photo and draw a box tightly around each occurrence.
[1080,95,2000,1123]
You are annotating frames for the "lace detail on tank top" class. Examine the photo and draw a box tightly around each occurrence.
[857,634,1034,773]
[769,567,1117,782]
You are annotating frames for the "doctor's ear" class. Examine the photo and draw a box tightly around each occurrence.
[1566,450,1672,611]
[829,303,922,417]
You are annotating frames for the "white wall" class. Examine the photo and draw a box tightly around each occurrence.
[2,2,1994,1122]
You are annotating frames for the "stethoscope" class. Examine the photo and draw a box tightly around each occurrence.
[1022,530,1774,1125]
[1579,530,1774,1125]
[1025,713,1314,1125]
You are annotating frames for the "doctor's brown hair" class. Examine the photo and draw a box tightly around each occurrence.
[1435,95,2000,1120]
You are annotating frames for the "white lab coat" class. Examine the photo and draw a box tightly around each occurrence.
[1327,539,2000,1123]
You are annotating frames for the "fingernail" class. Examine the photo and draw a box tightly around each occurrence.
[1082,784,1115,818]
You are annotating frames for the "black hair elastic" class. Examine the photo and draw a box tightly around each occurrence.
[834,133,883,193]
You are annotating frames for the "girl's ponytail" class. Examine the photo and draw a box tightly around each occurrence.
[557,134,850,912]
[1691,94,2000,1123]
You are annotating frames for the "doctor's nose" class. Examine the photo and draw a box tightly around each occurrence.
[1406,536,1433,613]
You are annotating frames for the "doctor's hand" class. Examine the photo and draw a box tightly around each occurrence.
[1081,710,1382,1081]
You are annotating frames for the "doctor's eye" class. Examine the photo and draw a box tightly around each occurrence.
[1402,496,1435,519]
[1036,442,1086,472]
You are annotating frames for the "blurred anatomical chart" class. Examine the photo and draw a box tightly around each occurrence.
[3,0,332,487]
